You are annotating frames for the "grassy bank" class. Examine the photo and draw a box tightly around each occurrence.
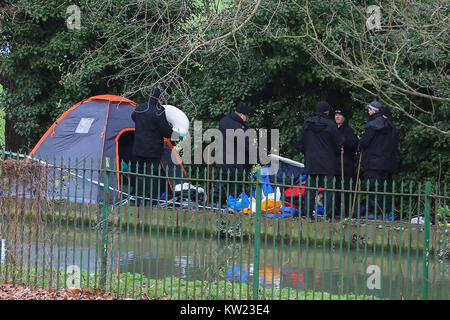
[0,263,379,300]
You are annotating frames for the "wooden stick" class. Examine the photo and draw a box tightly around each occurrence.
[206,145,210,204]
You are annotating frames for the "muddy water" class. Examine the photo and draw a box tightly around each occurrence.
[9,223,450,300]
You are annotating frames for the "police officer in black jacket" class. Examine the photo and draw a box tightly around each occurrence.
[297,101,343,218]
[216,102,253,202]
[334,108,359,217]
[131,88,174,203]
[358,101,398,219]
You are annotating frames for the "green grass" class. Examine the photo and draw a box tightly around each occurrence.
[0,263,379,300]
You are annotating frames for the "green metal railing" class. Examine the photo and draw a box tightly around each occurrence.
[0,153,448,300]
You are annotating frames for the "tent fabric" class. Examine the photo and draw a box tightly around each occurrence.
[28,95,187,204]
[29,95,136,157]
[32,100,108,166]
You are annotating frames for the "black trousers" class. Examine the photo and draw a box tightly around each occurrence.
[133,156,165,201]
[213,168,248,205]
[334,175,354,217]
[363,170,392,218]
[305,174,336,218]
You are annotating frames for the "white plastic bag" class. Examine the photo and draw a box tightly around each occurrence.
[163,104,190,137]
[410,216,425,225]
[266,187,281,201]
[174,183,204,194]
[250,197,257,213]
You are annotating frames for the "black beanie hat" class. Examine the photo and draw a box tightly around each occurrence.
[334,108,348,118]
[235,102,251,115]
[149,88,162,107]
[316,101,331,114]
[365,100,382,111]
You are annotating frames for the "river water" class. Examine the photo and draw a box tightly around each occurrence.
[6,223,450,300]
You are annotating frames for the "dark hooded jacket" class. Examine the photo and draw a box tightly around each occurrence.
[218,112,252,176]
[379,106,399,173]
[358,112,397,172]
[131,90,173,159]
[297,113,342,175]
[335,119,359,177]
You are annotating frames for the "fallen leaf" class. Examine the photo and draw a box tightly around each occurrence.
[66,288,82,297]
[0,284,118,300]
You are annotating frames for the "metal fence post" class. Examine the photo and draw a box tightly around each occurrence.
[253,170,262,299]
[100,157,110,291]
[423,181,431,300]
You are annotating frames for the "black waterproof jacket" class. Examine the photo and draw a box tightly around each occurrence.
[218,112,252,176]
[358,112,397,173]
[297,114,342,175]
[131,98,173,159]
[335,120,359,177]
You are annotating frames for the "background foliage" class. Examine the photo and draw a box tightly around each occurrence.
[0,0,448,183]
[0,84,4,149]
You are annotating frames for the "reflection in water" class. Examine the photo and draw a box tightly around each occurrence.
[16,225,450,300]
[226,264,303,289]
[115,237,448,299]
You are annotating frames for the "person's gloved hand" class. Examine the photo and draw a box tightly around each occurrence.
[171,130,184,141]
[121,160,129,172]
[357,144,362,152]
[178,130,185,141]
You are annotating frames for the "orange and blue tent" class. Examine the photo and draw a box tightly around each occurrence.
[29,94,187,203]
